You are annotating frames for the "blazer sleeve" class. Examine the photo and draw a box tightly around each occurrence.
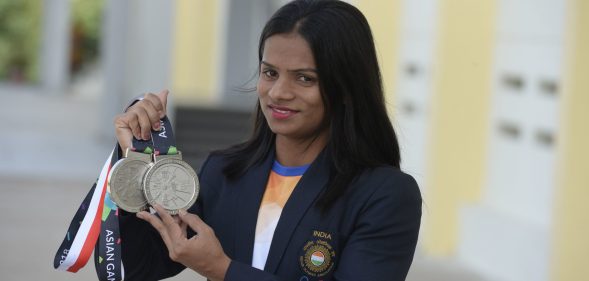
[117,155,215,281]
[333,171,422,281]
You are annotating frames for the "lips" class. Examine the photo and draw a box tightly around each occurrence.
[269,104,298,119]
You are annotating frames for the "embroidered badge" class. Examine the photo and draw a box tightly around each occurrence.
[299,232,336,277]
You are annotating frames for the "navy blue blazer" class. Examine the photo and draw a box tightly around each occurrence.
[119,148,422,281]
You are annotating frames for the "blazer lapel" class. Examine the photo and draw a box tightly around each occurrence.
[264,148,330,273]
[231,150,274,264]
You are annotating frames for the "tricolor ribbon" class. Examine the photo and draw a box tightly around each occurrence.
[53,148,124,281]
[54,97,146,280]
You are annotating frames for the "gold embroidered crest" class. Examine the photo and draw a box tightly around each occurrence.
[299,239,335,277]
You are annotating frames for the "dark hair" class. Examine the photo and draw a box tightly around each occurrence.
[216,0,400,211]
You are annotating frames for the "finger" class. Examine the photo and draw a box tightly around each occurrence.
[134,107,153,140]
[156,90,169,116]
[143,93,164,115]
[140,99,163,131]
[114,114,134,150]
[178,209,207,235]
[144,90,168,118]
[153,204,180,231]
[127,112,142,140]
[154,205,187,242]
[137,211,174,248]
[180,221,188,238]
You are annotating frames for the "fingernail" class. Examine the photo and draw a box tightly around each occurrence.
[179,209,187,216]
[136,212,143,219]
[153,122,160,130]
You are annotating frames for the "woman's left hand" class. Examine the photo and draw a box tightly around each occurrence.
[136,205,231,281]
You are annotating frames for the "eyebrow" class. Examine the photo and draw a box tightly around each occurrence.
[261,61,317,73]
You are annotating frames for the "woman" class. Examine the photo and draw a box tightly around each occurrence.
[114,0,421,280]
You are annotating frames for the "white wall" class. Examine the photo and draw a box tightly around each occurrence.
[395,0,439,192]
[459,1,566,280]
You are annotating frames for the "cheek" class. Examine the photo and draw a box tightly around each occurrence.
[312,95,325,115]
[316,106,326,125]
[308,95,326,123]
[257,79,269,98]
[315,95,328,125]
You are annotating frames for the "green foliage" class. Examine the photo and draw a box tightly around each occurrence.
[0,0,104,82]
[71,0,103,38]
[0,0,42,82]
[70,0,104,72]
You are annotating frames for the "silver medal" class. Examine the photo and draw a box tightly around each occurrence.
[108,149,151,213]
[143,152,199,215]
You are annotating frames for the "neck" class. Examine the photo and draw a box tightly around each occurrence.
[274,131,329,167]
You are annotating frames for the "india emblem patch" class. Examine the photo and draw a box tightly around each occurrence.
[299,235,336,277]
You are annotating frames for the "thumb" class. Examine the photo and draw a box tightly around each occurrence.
[157,90,169,115]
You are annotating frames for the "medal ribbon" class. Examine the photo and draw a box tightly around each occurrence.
[54,115,176,281]
[94,116,175,281]
[132,116,177,156]
[94,144,125,281]
[53,148,117,274]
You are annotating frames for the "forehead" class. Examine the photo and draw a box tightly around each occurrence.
[262,33,316,68]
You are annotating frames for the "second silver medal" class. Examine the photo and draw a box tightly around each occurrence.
[108,148,152,213]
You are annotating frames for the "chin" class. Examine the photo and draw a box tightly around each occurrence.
[268,125,293,137]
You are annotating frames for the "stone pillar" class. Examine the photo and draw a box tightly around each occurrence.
[100,0,175,141]
[40,0,71,93]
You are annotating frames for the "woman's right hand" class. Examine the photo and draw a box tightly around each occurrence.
[114,90,169,151]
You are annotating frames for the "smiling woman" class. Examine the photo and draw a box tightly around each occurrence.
[258,33,327,165]
[113,1,422,281]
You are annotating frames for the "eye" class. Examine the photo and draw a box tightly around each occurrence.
[262,69,278,79]
[297,74,316,84]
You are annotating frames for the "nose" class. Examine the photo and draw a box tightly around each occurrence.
[268,77,295,101]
